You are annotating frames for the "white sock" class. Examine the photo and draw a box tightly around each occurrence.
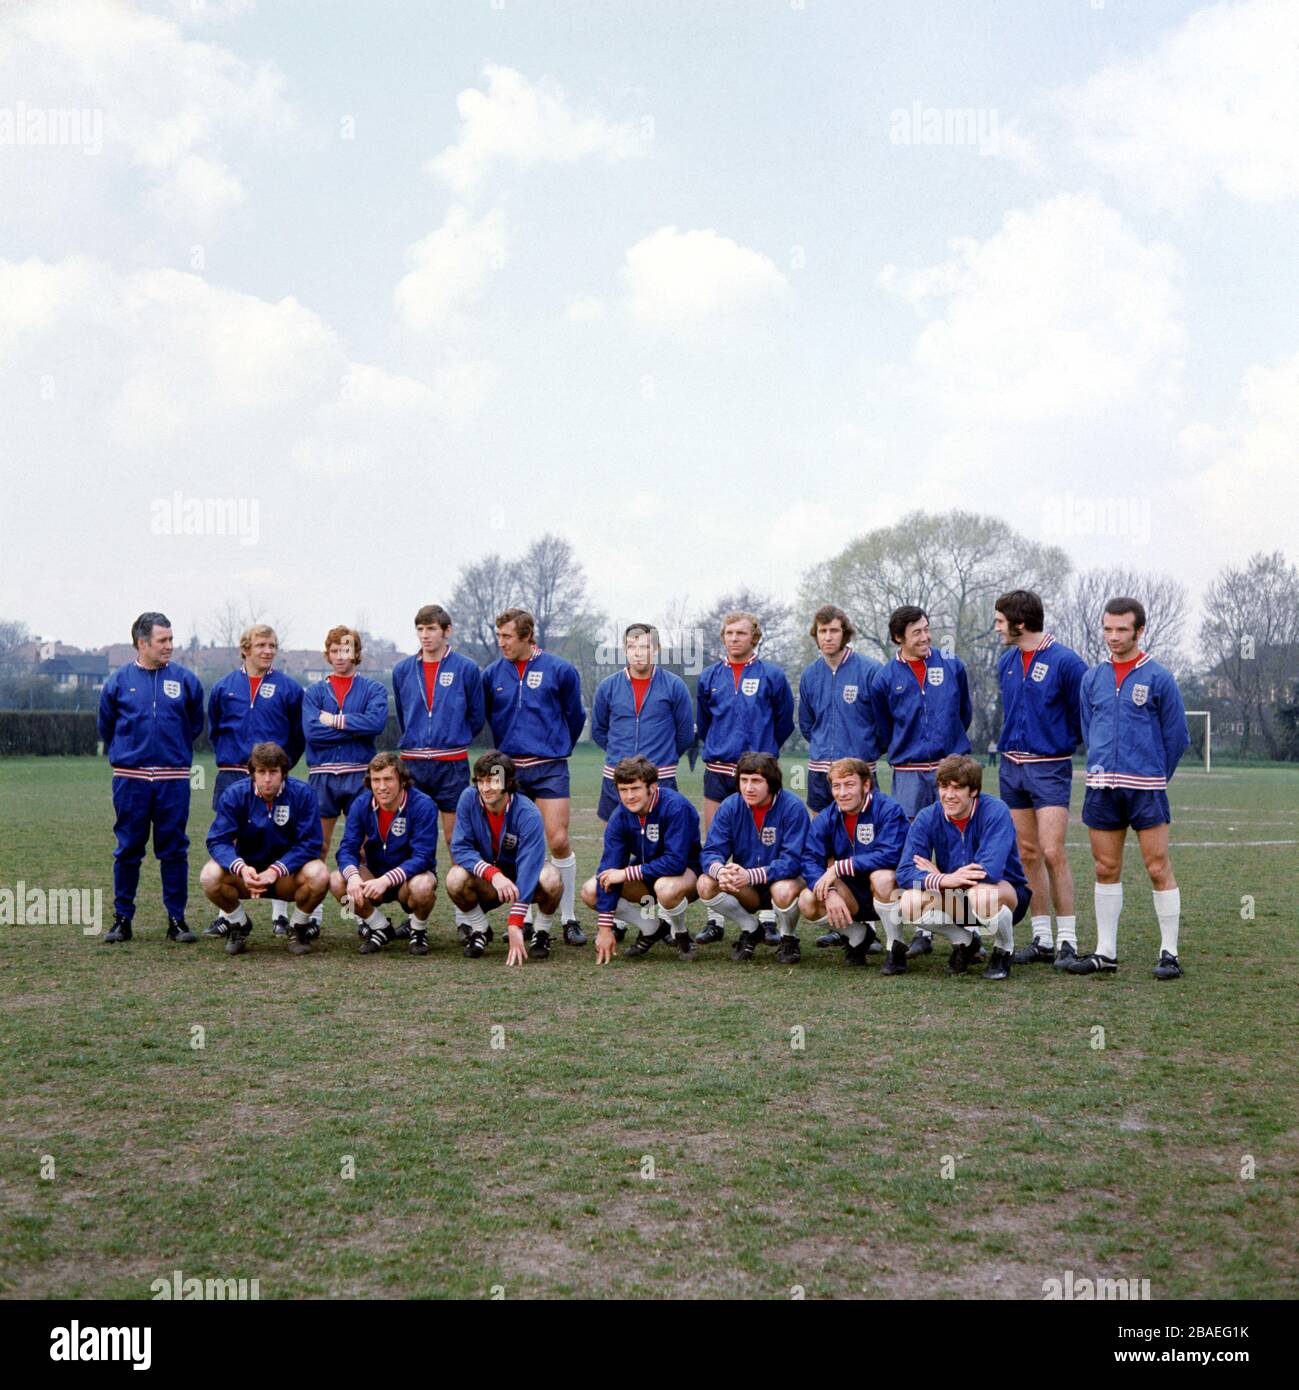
[847,924,868,948]
[987,906,1014,951]
[757,908,776,925]
[930,920,973,947]
[710,893,760,934]
[272,904,289,923]
[1056,914,1077,949]
[534,908,555,934]
[413,913,429,929]
[553,853,577,920]
[1152,888,1180,957]
[453,908,468,928]
[309,903,323,924]
[358,907,383,927]
[875,898,903,948]
[1094,882,1122,960]
[1031,913,1052,947]
[222,904,249,926]
[659,899,689,937]
[775,902,800,937]
[613,899,644,930]
[463,905,488,933]
[290,907,310,925]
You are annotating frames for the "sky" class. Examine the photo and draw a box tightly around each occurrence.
[1,0,1296,654]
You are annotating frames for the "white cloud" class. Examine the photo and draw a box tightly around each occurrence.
[0,0,297,234]
[564,294,606,323]
[622,226,789,332]
[879,193,1185,424]
[429,64,641,196]
[393,204,507,333]
[1062,0,1299,209]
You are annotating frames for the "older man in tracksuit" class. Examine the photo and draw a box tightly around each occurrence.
[98,610,205,943]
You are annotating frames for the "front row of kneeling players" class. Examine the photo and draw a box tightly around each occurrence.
[201,738,1040,979]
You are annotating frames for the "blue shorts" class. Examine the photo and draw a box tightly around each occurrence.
[998,757,1073,811]
[703,769,738,802]
[212,768,246,809]
[310,770,367,820]
[1082,786,1171,832]
[403,757,470,812]
[943,885,1032,928]
[890,769,937,820]
[598,774,679,821]
[835,876,880,922]
[514,759,570,801]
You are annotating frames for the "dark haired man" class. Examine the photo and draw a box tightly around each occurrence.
[99,611,205,944]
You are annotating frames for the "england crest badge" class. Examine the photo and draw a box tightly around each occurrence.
[163,679,181,698]
[526,670,543,689]
[390,817,406,837]
[760,826,776,846]
[1132,684,1150,706]
[927,666,944,687]
[273,805,290,826]
[646,823,660,843]
[843,684,858,704]
[439,671,454,686]
[741,677,759,696]
[856,822,875,844]
[1031,663,1048,683]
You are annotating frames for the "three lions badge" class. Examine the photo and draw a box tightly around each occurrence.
[856,822,875,845]
[741,677,759,697]
[1132,684,1150,706]
[273,805,290,826]
[163,679,181,699]
[927,667,944,687]
[526,670,543,689]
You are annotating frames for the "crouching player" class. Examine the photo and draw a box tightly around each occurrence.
[894,755,1030,980]
[201,742,328,956]
[697,751,809,963]
[446,751,563,965]
[331,752,439,957]
[580,755,703,964]
[797,758,908,970]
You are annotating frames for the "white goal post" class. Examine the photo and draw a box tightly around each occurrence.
[1185,710,1212,773]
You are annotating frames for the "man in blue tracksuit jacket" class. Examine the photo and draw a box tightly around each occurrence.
[797,604,884,813]
[391,603,485,853]
[993,590,1087,967]
[1068,596,1191,981]
[580,755,703,962]
[698,751,809,963]
[483,607,587,944]
[590,623,694,822]
[798,757,909,967]
[332,752,441,958]
[895,755,1030,980]
[98,611,205,944]
[446,751,563,964]
[201,741,327,955]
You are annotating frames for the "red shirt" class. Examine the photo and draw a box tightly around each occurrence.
[631,674,652,715]
[1113,654,1144,688]
[487,807,506,854]
[421,658,440,708]
[328,674,354,709]
[1020,649,1034,677]
[515,658,530,681]
[248,673,264,703]
[908,658,927,687]
[730,661,748,690]
[377,807,397,841]
[751,799,771,833]
[843,812,858,842]
[950,815,971,833]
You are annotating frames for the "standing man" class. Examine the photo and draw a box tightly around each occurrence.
[482,608,587,946]
[391,603,484,937]
[580,756,703,963]
[200,742,328,956]
[1069,597,1190,980]
[797,758,908,969]
[331,752,440,957]
[797,603,884,948]
[590,624,694,822]
[99,612,204,943]
[993,590,1086,966]
[302,625,389,933]
[693,611,795,944]
[697,752,808,963]
[203,624,305,939]
[446,751,564,964]
[869,604,972,958]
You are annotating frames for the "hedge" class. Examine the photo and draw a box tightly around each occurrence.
[0,711,100,756]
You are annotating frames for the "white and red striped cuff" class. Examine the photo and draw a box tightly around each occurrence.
[746,866,769,886]
[270,861,288,879]
[342,864,361,881]
[924,871,944,892]
[230,857,246,875]
[625,864,644,882]
[473,859,494,879]
[386,867,407,887]
[707,860,726,879]
[833,857,855,877]
[598,912,616,931]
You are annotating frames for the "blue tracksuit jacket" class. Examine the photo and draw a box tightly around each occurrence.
[797,647,885,770]
[450,786,549,901]
[392,649,485,762]
[207,775,323,877]
[870,652,972,770]
[1081,654,1189,790]
[207,667,306,772]
[98,661,205,777]
[591,667,694,779]
[594,783,702,911]
[896,794,1028,894]
[337,785,439,885]
[302,674,389,774]
[997,635,1085,763]
[696,654,795,774]
[702,789,809,885]
[482,649,585,763]
[801,789,909,885]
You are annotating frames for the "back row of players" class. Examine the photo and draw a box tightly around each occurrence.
[96,591,1190,978]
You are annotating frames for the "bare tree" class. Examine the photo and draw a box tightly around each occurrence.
[1057,568,1190,671]
[1199,551,1299,758]
[0,618,33,672]
[208,595,292,653]
[448,554,520,662]
[514,534,594,652]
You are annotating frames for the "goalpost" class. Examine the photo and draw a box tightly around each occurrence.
[1185,710,1212,773]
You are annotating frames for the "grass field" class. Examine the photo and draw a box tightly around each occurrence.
[1,748,1297,1300]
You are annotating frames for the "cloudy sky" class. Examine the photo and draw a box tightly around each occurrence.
[2,0,1296,653]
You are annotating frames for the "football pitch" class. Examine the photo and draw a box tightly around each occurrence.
[1,750,1296,1300]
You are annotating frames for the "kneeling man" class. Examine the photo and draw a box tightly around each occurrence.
[894,754,1030,980]
[331,752,440,956]
[798,757,908,969]
[446,751,563,965]
[581,755,703,964]
[697,751,809,963]
[201,742,328,956]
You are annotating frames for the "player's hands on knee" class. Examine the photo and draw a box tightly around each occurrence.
[595,924,617,965]
[826,891,851,930]
[506,922,528,966]
[496,876,520,904]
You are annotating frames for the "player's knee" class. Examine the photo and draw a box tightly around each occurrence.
[1019,840,1042,870]
[968,885,998,919]
[549,833,572,859]
[445,866,472,902]
[899,890,925,922]
[797,888,819,919]
[870,870,896,901]
[409,874,437,911]
[538,865,562,896]
[302,860,329,894]
[328,870,347,901]
[771,881,799,910]
[697,875,718,901]
[199,859,224,894]
[579,877,598,910]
